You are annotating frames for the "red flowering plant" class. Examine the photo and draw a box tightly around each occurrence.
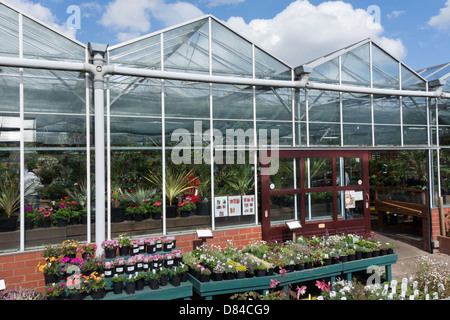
[177,199,196,212]
[45,282,65,298]
[35,207,54,225]
[55,197,82,222]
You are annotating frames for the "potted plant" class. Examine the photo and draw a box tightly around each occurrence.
[111,274,124,294]
[199,266,212,283]
[38,257,61,285]
[347,248,356,261]
[195,174,211,216]
[103,261,115,278]
[35,207,54,228]
[178,199,196,217]
[24,207,36,230]
[42,243,62,259]
[135,272,146,291]
[101,239,119,259]
[148,270,160,290]
[87,271,107,300]
[118,233,131,256]
[66,273,87,300]
[162,236,176,251]
[170,267,183,287]
[149,201,162,220]
[110,180,125,223]
[78,243,97,259]
[135,254,144,272]
[82,257,102,276]
[159,268,170,286]
[145,238,157,254]
[125,256,136,274]
[145,167,198,219]
[45,282,65,300]
[114,257,125,275]
[124,274,136,294]
[0,172,39,232]
[61,240,79,259]
[179,264,189,282]
[212,264,225,281]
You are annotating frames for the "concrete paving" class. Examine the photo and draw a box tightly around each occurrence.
[377,234,450,281]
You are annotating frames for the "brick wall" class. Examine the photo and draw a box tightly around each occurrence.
[431,207,450,242]
[0,226,262,293]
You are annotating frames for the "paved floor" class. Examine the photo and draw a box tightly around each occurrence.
[377,234,450,281]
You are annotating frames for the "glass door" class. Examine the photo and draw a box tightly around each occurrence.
[261,150,370,242]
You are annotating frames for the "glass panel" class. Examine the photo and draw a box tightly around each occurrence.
[0,146,20,251]
[309,58,339,84]
[341,43,370,87]
[110,116,162,147]
[440,126,450,146]
[165,80,209,118]
[213,120,254,149]
[254,46,291,80]
[309,123,341,146]
[373,95,400,124]
[343,93,371,124]
[214,160,256,228]
[255,87,291,121]
[438,100,450,126]
[337,157,363,187]
[401,66,426,91]
[111,149,163,236]
[337,191,364,220]
[164,19,210,74]
[372,44,399,89]
[440,149,450,205]
[270,194,295,224]
[343,124,372,146]
[211,20,253,78]
[270,159,294,190]
[213,84,253,120]
[166,118,209,148]
[257,121,292,147]
[23,114,86,148]
[0,75,20,112]
[304,158,333,188]
[23,69,86,114]
[22,16,85,62]
[308,90,340,123]
[109,77,162,117]
[305,192,333,220]
[374,125,401,146]
[295,122,307,146]
[110,34,161,69]
[0,3,19,57]
[403,126,428,145]
[402,97,427,125]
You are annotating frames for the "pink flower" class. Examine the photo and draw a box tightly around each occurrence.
[315,280,331,292]
[296,286,307,299]
[269,279,279,288]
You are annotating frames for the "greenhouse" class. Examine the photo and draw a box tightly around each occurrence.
[0,1,449,257]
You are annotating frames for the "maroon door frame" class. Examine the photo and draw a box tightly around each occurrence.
[261,150,371,242]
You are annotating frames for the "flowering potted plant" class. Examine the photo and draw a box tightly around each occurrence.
[125,256,136,274]
[45,282,65,300]
[162,236,176,251]
[114,257,125,275]
[164,253,174,268]
[61,239,79,259]
[82,257,103,276]
[35,207,54,228]
[145,238,156,253]
[24,207,36,230]
[78,243,97,259]
[135,254,144,272]
[103,261,115,278]
[212,264,225,281]
[38,257,61,285]
[178,199,196,217]
[87,271,107,300]
[66,273,88,300]
[101,239,119,259]
[149,201,162,220]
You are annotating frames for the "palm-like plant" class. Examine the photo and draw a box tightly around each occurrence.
[145,167,197,206]
[123,188,157,205]
[0,172,37,218]
[223,164,255,196]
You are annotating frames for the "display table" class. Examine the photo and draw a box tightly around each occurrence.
[99,281,193,300]
[341,253,398,282]
[188,253,398,300]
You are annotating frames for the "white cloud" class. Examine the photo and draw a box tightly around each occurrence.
[100,0,204,41]
[387,10,405,19]
[428,0,450,30]
[204,0,245,8]
[3,0,76,39]
[225,0,407,66]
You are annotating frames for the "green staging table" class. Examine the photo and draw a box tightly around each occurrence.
[100,281,193,300]
[188,253,398,300]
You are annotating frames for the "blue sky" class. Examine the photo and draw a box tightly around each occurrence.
[4,0,450,70]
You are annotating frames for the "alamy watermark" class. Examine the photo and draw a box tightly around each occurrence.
[67,5,81,30]
[170,121,279,175]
